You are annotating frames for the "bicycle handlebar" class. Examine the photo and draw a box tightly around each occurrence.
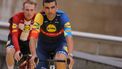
[17,54,38,66]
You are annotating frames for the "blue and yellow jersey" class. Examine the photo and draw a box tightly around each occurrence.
[59,10,72,37]
[31,10,72,42]
[31,13,43,38]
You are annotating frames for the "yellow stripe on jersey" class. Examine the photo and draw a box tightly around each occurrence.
[12,30,17,32]
[34,13,43,26]
[32,13,43,33]
[64,22,71,28]
[64,46,68,52]
[32,22,40,31]
[65,30,71,32]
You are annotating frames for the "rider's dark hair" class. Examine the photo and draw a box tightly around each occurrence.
[43,0,57,6]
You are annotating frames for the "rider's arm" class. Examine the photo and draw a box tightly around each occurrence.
[64,23,74,55]
[61,13,74,55]
[30,13,43,56]
[11,16,20,51]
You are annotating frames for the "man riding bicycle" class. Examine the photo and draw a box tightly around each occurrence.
[30,0,74,69]
[6,1,37,69]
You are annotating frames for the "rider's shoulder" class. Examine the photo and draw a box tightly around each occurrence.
[56,10,64,14]
[13,12,24,19]
[34,12,43,24]
[14,12,24,17]
[56,10,68,17]
[12,12,24,23]
[35,12,43,19]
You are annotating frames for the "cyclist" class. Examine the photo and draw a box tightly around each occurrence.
[30,0,74,69]
[6,1,37,69]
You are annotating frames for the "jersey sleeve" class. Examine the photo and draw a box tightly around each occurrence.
[60,13,72,37]
[30,13,43,39]
[11,15,20,51]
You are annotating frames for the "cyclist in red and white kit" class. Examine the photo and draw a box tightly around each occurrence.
[6,1,37,69]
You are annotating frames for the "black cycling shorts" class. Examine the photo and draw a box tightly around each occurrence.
[6,34,30,55]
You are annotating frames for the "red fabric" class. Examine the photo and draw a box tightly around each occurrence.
[11,12,35,51]
[40,28,64,37]
[30,30,39,39]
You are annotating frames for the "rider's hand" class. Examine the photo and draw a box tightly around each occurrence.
[68,54,74,69]
[14,51,22,61]
[30,55,37,68]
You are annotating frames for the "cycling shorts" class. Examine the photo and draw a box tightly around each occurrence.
[6,34,30,55]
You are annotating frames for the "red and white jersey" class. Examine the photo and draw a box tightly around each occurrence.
[11,12,35,51]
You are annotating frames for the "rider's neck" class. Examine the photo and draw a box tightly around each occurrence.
[47,14,56,21]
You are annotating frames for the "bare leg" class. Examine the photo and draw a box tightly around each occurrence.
[55,53,67,69]
[6,47,15,69]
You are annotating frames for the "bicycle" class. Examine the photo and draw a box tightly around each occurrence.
[16,54,38,69]
[39,52,70,69]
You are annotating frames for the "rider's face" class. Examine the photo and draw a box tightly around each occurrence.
[43,2,57,18]
[23,3,36,20]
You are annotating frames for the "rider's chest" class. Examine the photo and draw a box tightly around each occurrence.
[18,19,33,31]
[41,18,62,32]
